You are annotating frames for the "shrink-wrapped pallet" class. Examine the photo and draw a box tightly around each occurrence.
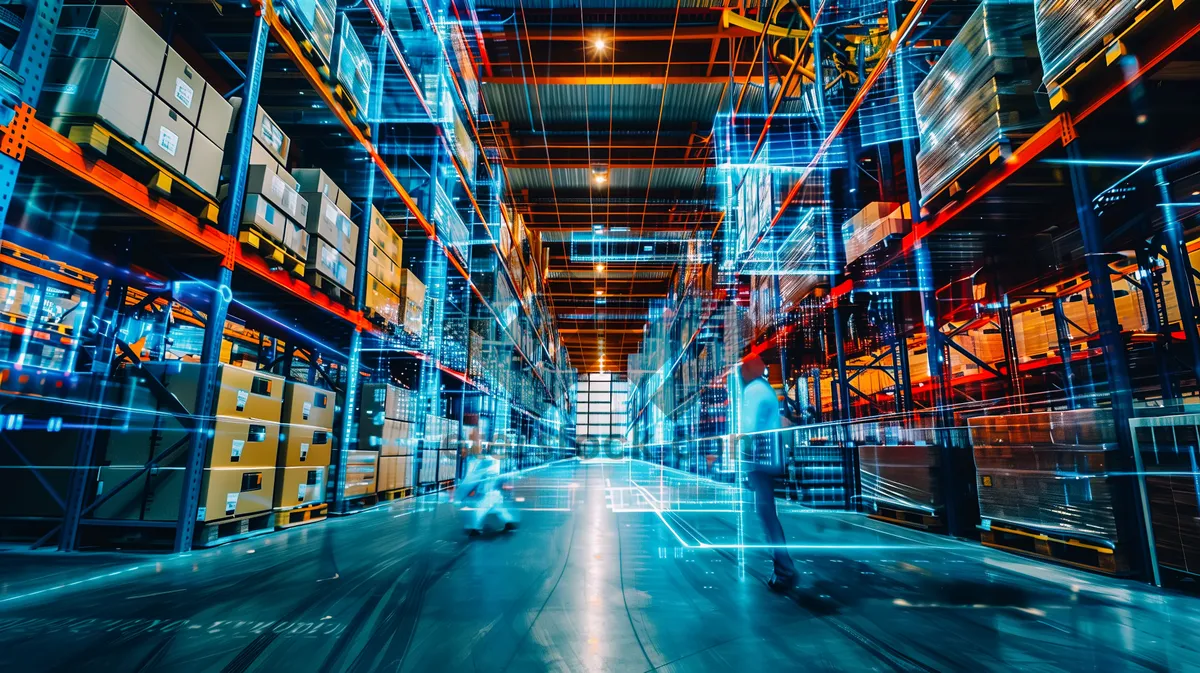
[914,0,1045,205]
[1036,0,1144,90]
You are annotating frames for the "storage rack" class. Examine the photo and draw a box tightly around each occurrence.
[626,0,1200,584]
[0,0,574,552]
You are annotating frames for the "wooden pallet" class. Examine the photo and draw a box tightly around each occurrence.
[275,502,328,529]
[363,306,401,331]
[869,504,943,532]
[921,139,1018,217]
[61,121,219,225]
[239,226,305,277]
[1046,0,1199,111]
[331,486,411,515]
[980,522,1132,576]
[305,270,354,306]
[194,510,276,548]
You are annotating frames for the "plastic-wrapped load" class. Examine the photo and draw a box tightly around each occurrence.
[969,408,1121,541]
[1036,0,1143,90]
[913,0,1045,205]
[859,444,941,512]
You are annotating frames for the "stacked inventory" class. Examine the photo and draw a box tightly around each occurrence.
[1035,0,1144,94]
[277,0,336,66]
[842,202,908,265]
[331,12,371,122]
[295,168,358,297]
[913,0,1046,204]
[96,364,284,543]
[274,381,336,517]
[1130,413,1200,580]
[420,415,461,484]
[363,206,405,327]
[222,105,310,271]
[359,382,418,493]
[969,408,1121,541]
[398,269,428,342]
[42,6,231,196]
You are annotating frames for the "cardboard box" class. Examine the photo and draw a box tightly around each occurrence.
[343,450,378,497]
[274,466,326,510]
[367,242,399,293]
[142,96,193,174]
[292,167,340,199]
[54,5,166,89]
[364,273,401,325]
[368,205,402,262]
[302,192,360,259]
[197,84,233,148]
[43,57,152,144]
[249,139,278,169]
[397,269,426,336]
[378,419,414,456]
[242,194,287,243]
[282,381,336,428]
[200,467,275,521]
[307,237,355,292]
[141,362,284,420]
[229,164,307,222]
[283,219,309,259]
[230,97,290,164]
[186,130,222,196]
[279,425,333,467]
[208,418,282,469]
[377,455,413,492]
[158,47,205,124]
[335,188,353,218]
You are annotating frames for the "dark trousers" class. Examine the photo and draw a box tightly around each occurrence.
[748,469,796,579]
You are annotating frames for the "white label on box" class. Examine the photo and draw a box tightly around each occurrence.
[300,442,309,461]
[302,401,312,420]
[268,174,285,201]
[298,483,307,500]
[158,127,179,156]
[174,78,195,109]
[323,202,339,228]
[236,389,249,411]
[337,214,352,237]
[225,493,239,515]
[231,439,245,461]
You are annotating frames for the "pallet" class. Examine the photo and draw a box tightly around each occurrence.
[363,306,401,331]
[304,270,354,306]
[377,486,414,502]
[61,121,219,226]
[921,139,1017,216]
[275,502,328,529]
[1046,0,1200,111]
[980,522,1133,576]
[194,510,276,548]
[332,83,370,132]
[868,504,943,532]
[239,226,305,277]
[273,2,333,82]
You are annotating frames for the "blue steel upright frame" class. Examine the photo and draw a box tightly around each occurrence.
[0,0,67,225]
[172,13,269,553]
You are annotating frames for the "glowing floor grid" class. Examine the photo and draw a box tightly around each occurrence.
[0,459,1198,672]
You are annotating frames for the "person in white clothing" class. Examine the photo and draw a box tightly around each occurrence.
[740,354,797,591]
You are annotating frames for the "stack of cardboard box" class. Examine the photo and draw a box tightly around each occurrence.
[95,364,284,526]
[363,206,404,326]
[274,381,336,512]
[357,383,417,493]
[43,6,232,196]
[294,168,358,294]
[343,450,378,498]
[398,269,427,339]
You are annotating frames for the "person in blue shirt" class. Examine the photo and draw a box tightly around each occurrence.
[740,354,797,591]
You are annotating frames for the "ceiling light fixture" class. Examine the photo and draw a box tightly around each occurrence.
[593,37,607,51]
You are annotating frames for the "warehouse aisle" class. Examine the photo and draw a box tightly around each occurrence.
[1,460,1199,672]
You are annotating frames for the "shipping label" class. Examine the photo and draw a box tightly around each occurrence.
[158,127,179,156]
[174,78,195,109]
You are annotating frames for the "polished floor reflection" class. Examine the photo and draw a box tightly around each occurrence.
[1,460,1199,671]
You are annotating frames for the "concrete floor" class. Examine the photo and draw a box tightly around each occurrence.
[1,460,1199,672]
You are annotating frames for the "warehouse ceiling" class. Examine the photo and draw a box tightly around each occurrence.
[476,0,790,374]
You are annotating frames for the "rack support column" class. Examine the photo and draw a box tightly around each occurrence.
[1067,140,1153,580]
[1156,167,1200,388]
[173,12,267,553]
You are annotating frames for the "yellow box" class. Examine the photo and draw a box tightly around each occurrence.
[142,362,284,421]
[364,274,401,324]
[273,465,325,510]
[200,466,276,521]
[368,205,403,262]
[208,418,280,469]
[282,381,336,429]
